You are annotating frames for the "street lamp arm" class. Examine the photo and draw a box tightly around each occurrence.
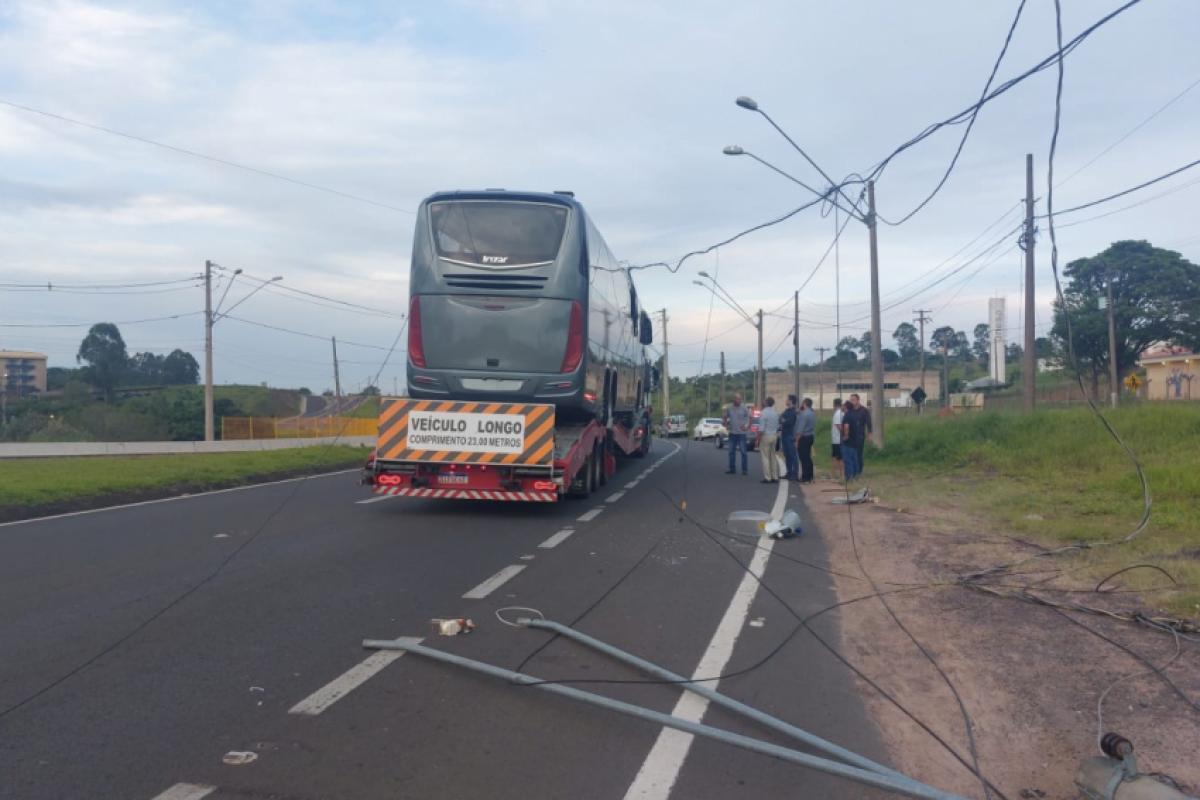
[215,276,282,321]
[695,279,755,327]
[751,105,864,220]
[743,151,863,222]
[700,274,755,324]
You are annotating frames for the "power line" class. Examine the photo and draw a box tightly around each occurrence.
[877,0,1029,226]
[230,268,408,319]
[0,276,201,290]
[1052,174,1200,231]
[1058,73,1200,188]
[0,311,203,328]
[1040,155,1200,218]
[221,314,398,351]
[0,98,415,215]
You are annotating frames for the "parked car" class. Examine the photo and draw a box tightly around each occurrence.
[662,414,688,437]
[693,418,727,440]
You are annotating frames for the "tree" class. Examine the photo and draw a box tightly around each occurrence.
[929,326,958,355]
[1006,343,1023,361]
[855,330,873,357]
[1051,240,1200,393]
[161,350,200,385]
[972,323,990,363]
[953,330,971,360]
[893,323,920,360]
[77,323,128,402]
[127,352,164,385]
[836,336,860,356]
[362,385,381,396]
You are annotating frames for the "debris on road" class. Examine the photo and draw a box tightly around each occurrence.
[222,751,258,766]
[749,617,766,628]
[832,488,870,505]
[431,618,476,636]
[764,509,803,539]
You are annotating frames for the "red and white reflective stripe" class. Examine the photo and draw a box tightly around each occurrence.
[370,486,556,502]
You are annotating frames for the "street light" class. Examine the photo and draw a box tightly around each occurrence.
[723,144,838,212]
[694,276,763,406]
[216,275,283,322]
[731,93,885,448]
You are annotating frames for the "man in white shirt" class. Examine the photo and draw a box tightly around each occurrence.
[755,396,781,483]
[830,398,844,481]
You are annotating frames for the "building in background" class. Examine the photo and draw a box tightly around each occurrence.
[988,297,1006,385]
[765,370,941,410]
[0,351,48,398]
[1137,350,1195,400]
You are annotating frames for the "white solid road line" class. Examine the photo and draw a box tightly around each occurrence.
[462,564,527,599]
[288,638,423,716]
[539,529,576,549]
[622,467,788,800]
[150,783,217,800]
[576,507,604,522]
[606,491,625,503]
[0,468,362,529]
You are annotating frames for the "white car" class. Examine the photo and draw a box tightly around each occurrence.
[662,414,689,437]
[693,418,727,440]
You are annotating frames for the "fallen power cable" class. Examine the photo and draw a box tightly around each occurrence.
[363,622,969,800]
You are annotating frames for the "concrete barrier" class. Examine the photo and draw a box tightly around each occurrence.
[0,436,375,459]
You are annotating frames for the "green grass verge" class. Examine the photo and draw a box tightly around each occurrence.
[0,445,367,516]
[839,404,1200,617]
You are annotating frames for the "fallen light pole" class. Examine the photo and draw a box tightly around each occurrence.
[364,624,967,800]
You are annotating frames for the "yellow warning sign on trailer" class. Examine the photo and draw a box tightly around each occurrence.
[376,399,556,466]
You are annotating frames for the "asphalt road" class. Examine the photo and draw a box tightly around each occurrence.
[0,437,891,800]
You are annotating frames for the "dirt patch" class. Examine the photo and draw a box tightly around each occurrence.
[0,463,362,523]
[798,478,1200,800]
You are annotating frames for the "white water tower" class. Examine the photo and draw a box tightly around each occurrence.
[988,298,1006,384]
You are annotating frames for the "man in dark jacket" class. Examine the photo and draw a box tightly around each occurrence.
[779,395,799,481]
[840,393,872,480]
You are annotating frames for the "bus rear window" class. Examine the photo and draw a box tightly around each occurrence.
[430,201,569,268]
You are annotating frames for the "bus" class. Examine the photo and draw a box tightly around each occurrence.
[406,189,653,424]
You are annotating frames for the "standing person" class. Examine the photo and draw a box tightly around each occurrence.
[755,396,780,483]
[797,397,816,483]
[780,395,799,481]
[841,393,873,480]
[723,393,751,476]
[830,398,845,482]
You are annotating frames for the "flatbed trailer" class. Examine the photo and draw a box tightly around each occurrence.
[362,398,651,502]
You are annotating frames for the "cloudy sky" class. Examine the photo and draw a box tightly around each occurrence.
[2,0,1198,389]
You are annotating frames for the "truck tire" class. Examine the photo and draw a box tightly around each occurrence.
[596,440,608,487]
[566,453,592,499]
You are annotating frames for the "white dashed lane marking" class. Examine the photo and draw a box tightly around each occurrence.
[150,783,216,800]
[606,492,625,503]
[288,639,423,716]
[355,494,398,504]
[624,481,639,490]
[462,565,527,599]
[577,507,604,522]
[539,529,576,549]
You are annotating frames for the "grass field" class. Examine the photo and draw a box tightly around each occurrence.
[844,404,1200,617]
[0,445,368,517]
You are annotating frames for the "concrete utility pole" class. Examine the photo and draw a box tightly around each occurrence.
[1023,153,1037,413]
[659,309,670,419]
[814,346,828,410]
[867,181,884,447]
[756,308,764,407]
[332,336,343,402]
[204,260,215,442]
[1106,276,1119,409]
[792,291,800,403]
[913,309,932,415]
[720,351,726,409]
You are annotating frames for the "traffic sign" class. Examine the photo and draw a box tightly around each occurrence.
[1124,374,1142,391]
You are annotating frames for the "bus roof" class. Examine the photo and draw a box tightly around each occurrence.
[421,189,583,211]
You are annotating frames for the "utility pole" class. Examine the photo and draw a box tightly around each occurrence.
[814,346,828,410]
[659,309,669,419]
[942,346,950,407]
[204,259,215,442]
[867,181,884,447]
[792,291,800,403]
[1106,275,1118,409]
[332,336,343,402]
[913,309,932,415]
[1023,153,1037,413]
[756,308,764,407]
[720,351,726,409]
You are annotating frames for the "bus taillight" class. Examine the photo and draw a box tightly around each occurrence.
[408,296,426,367]
[560,300,583,373]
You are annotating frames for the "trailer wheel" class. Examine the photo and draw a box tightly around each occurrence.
[566,453,592,499]
[588,449,600,494]
[596,440,608,487]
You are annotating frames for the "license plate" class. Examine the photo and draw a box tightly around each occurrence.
[439,474,469,484]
